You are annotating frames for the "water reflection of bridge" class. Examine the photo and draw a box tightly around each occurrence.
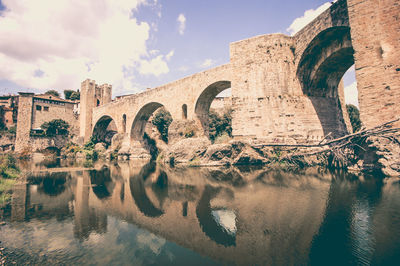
[12,162,334,265]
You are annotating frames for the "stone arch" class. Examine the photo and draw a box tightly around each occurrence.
[182,104,188,120]
[42,146,61,156]
[195,81,231,135]
[92,115,118,145]
[297,26,355,137]
[130,102,164,141]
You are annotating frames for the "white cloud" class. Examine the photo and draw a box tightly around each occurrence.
[165,50,174,61]
[0,0,166,95]
[344,81,359,108]
[139,55,169,76]
[287,1,336,36]
[177,13,186,35]
[178,66,189,72]
[200,59,215,68]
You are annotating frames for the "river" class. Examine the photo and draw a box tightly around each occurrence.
[1,158,400,265]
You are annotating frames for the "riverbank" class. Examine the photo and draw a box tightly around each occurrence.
[0,154,21,207]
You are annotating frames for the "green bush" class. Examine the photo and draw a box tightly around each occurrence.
[0,154,20,179]
[152,108,173,143]
[209,108,232,143]
[41,119,69,136]
[8,126,16,135]
[84,136,99,150]
[346,104,362,132]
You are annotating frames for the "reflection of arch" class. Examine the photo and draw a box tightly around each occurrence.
[89,167,115,200]
[92,115,118,145]
[297,26,354,137]
[30,172,68,197]
[182,104,187,119]
[195,81,231,134]
[129,162,165,218]
[196,186,236,247]
[130,102,163,141]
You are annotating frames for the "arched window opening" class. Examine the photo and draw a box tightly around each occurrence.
[122,114,127,133]
[182,104,188,119]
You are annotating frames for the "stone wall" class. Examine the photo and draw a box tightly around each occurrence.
[32,99,79,136]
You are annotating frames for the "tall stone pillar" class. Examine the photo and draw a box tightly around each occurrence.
[347,0,400,128]
[79,79,96,143]
[15,92,34,153]
[100,84,112,105]
[347,0,400,176]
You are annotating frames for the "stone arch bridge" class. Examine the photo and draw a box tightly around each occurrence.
[81,0,399,156]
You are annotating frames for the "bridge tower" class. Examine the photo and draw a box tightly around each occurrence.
[79,79,112,143]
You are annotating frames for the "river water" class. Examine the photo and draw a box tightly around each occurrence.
[1,159,400,265]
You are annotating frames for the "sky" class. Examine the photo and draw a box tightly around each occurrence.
[0,0,358,106]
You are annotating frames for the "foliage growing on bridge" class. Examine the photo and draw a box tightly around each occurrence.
[45,90,60,97]
[209,108,232,143]
[346,104,362,132]
[152,108,173,143]
[41,119,70,137]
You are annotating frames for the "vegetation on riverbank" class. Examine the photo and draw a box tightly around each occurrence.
[0,154,20,206]
[209,108,232,143]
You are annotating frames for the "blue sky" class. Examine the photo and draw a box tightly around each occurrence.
[0,0,357,105]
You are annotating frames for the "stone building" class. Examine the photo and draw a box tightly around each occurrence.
[0,95,18,129]
[14,93,80,152]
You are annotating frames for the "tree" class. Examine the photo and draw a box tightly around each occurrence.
[64,90,74,100]
[209,108,232,142]
[41,119,70,136]
[70,91,80,100]
[346,104,362,132]
[64,90,80,100]
[151,108,173,143]
[45,90,60,97]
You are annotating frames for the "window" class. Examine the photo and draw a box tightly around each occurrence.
[36,105,42,111]
[44,106,49,111]
[182,104,188,119]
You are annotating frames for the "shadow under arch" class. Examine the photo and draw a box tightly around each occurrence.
[195,81,231,135]
[129,162,165,218]
[297,26,355,138]
[196,185,236,247]
[89,166,115,200]
[130,102,164,141]
[92,115,118,145]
